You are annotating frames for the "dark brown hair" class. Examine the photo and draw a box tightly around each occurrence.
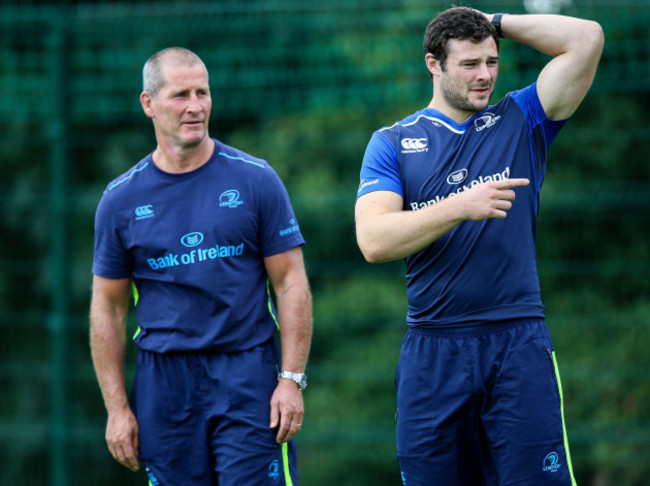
[423,7,499,70]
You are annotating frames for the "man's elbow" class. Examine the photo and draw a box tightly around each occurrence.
[584,20,605,56]
[357,239,393,264]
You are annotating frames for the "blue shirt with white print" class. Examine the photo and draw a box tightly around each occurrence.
[357,84,566,327]
[93,139,305,352]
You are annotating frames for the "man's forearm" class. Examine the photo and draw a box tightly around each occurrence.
[493,13,602,57]
[356,199,464,263]
[486,11,603,120]
[276,284,312,373]
[90,310,130,412]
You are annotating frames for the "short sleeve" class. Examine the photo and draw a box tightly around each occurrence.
[258,166,305,257]
[357,130,403,199]
[92,192,133,278]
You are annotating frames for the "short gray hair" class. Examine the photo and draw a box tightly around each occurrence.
[142,47,207,98]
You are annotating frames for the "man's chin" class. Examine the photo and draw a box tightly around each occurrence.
[180,132,208,148]
[469,98,491,112]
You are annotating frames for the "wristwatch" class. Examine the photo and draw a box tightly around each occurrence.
[491,13,505,38]
[278,371,308,390]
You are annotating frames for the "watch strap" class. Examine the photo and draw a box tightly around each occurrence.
[491,13,505,38]
[278,371,307,390]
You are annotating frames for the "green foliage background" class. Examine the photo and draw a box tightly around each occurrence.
[1,1,648,485]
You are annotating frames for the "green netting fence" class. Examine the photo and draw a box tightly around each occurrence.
[1,1,649,485]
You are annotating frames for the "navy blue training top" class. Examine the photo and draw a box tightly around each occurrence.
[93,139,305,352]
[357,84,566,327]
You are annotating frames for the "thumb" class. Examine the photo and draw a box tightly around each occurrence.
[269,401,280,429]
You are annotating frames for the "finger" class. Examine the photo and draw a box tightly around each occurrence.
[107,443,119,463]
[275,419,291,444]
[278,421,304,444]
[108,436,139,471]
[287,411,304,434]
[113,445,129,468]
[488,208,507,218]
[495,178,529,189]
[114,444,136,471]
[495,189,516,201]
[276,406,300,443]
[126,427,140,470]
[495,199,514,210]
[124,446,140,471]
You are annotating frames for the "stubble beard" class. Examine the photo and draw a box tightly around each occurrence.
[441,77,492,116]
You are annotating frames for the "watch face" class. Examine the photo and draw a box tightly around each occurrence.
[280,371,307,389]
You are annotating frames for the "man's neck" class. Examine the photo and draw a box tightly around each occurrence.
[152,138,215,174]
[427,96,476,124]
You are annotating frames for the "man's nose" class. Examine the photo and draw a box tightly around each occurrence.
[186,93,203,112]
[476,63,492,80]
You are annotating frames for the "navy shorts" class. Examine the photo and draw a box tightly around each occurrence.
[395,320,576,486]
[131,339,299,486]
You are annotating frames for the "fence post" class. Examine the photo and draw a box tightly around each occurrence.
[48,7,70,486]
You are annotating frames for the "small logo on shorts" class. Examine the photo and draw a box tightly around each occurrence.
[543,451,561,473]
[268,459,280,480]
[145,467,161,485]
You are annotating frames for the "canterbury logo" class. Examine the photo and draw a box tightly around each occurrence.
[400,138,428,151]
[135,204,154,220]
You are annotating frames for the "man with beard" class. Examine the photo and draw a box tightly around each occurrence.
[355,7,603,485]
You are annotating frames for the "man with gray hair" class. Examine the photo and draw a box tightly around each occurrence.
[90,47,312,485]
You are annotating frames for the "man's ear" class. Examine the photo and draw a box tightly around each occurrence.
[425,53,442,77]
[140,92,155,119]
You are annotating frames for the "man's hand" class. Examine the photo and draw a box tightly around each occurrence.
[458,178,530,220]
[105,406,140,471]
[270,379,304,444]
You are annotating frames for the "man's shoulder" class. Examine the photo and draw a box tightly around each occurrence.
[378,109,431,134]
[497,83,539,113]
[214,141,270,171]
[103,155,154,195]
[371,110,442,152]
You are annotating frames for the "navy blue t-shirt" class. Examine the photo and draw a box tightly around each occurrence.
[93,139,305,352]
[357,84,566,327]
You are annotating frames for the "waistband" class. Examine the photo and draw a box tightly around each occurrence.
[406,318,546,337]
